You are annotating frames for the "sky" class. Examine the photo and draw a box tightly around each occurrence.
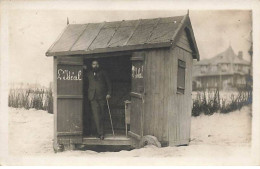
[8,9,252,87]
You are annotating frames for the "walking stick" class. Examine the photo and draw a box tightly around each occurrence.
[106,98,115,137]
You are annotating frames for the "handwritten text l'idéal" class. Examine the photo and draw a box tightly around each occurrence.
[57,69,82,81]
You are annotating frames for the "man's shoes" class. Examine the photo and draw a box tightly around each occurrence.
[99,135,104,140]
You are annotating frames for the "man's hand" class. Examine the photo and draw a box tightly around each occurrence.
[106,95,111,100]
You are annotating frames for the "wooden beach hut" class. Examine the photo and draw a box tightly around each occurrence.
[46,14,200,151]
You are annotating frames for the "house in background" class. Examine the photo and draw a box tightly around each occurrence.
[192,45,251,91]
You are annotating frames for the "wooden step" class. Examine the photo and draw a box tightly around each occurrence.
[82,134,131,146]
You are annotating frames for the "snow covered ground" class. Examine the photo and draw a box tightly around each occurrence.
[6,106,255,165]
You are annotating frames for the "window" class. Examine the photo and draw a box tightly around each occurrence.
[233,64,237,71]
[211,65,217,72]
[177,59,186,94]
[201,66,206,73]
[238,65,242,72]
[221,64,228,72]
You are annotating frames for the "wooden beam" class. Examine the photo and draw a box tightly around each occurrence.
[57,131,83,136]
[57,95,83,99]
[128,131,141,140]
[57,61,84,66]
[131,51,145,61]
[130,92,143,99]
[82,137,131,146]
[46,42,172,57]
[176,44,193,54]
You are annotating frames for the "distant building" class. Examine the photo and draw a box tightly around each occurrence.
[192,46,251,91]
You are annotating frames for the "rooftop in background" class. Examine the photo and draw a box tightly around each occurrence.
[46,14,199,60]
[193,46,251,78]
[195,45,250,66]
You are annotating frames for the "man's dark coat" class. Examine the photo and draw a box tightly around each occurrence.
[86,70,112,100]
[86,69,112,136]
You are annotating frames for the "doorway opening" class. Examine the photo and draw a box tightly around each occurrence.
[83,55,132,137]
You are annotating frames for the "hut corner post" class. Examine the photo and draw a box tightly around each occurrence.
[53,56,60,152]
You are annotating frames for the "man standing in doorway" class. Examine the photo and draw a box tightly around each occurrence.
[87,60,112,140]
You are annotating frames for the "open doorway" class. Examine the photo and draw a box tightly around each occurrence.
[83,55,132,137]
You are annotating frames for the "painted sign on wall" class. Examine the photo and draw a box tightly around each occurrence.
[132,65,144,79]
[57,69,82,81]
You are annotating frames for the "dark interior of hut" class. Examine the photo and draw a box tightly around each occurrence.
[83,55,132,137]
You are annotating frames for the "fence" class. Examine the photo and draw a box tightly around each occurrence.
[192,87,252,116]
[9,85,252,116]
[8,86,53,113]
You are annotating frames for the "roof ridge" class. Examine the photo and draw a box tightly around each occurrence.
[65,15,186,25]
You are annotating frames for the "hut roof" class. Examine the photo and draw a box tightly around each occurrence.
[46,14,199,60]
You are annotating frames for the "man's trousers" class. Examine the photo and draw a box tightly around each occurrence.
[90,97,106,136]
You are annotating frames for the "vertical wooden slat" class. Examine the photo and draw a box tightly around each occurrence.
[168,50,172,143]
[169,48,175,144]
[144,51,151,135]
[152,53,156,137]
[186,51,189,140]
[149,53,153,136]
[150,53,155,136]
[175,48,179,142]
[164,50,170,143]
[187,52,193,140]
[180,48,183,140]
[174,48,177,143]
[53,57,58,144]
[145,54,153,134]
[156,51,160,139]
[153,53,158,137]
[158,52,164,141]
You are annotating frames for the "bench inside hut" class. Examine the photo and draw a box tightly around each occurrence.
[83,55,132,138]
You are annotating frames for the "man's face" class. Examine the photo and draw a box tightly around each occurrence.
[92,61,99,70]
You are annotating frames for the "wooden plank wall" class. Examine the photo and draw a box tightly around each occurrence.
[143,49,169,143]
[55,56,84,144]
[143,30,194,145]
[57,99,83,133]
[168,30,193,146]
[130,97,142,136]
